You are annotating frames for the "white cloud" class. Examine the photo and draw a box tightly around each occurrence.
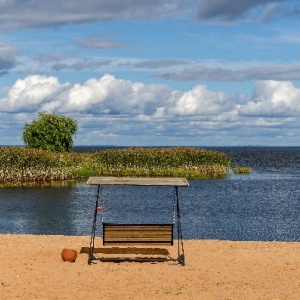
[62,74,172,115]
[0,75,69,112]
[239,80,300,117]
[2,74,300,146]
[3,74,300,121]
[169,85,230,115]
[0,74,172,115]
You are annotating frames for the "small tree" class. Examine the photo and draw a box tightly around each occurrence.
[22,112,78,152]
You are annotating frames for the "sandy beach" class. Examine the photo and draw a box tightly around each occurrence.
[1,234,300,299]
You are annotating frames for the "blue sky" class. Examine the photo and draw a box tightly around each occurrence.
[1,0,300,146]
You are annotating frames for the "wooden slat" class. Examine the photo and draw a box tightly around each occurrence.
[87,177,189,187]
[103,224,173,245]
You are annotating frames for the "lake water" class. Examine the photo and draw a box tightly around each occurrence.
[1,147,300,241]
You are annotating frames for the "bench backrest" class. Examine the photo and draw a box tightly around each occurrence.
[103,223,174,246]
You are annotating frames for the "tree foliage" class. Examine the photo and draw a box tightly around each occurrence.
[22,112,78,152]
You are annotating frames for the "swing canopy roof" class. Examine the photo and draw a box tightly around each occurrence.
[87,177,189,187]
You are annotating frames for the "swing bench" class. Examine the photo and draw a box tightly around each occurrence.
[87,177,189,266]
[102,223,174,245]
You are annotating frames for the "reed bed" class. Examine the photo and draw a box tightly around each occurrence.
[0,147,87,183]
[233,166,253,174]
[91,147,231,179]
[0,147,231,185]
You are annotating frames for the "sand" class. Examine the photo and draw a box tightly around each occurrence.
[1,234,300,299]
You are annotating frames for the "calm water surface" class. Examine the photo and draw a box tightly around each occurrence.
[1,147,300,241]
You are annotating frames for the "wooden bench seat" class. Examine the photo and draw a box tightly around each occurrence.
[102,223,174,246]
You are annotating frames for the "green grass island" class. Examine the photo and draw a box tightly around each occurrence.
[0,146,250,186]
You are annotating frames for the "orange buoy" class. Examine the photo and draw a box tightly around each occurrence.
[97,206,103,212]
[61,248,77,262]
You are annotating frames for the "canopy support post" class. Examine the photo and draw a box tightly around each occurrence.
[88,185,101,264]
[175,186,185,266]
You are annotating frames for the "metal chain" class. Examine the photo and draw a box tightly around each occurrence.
[172,187,177,224]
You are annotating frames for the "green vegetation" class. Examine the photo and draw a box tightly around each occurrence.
[233,166,253,174]
[0,147,232,185]
[0,147,86,183]
[91,147,231,178]
[22,112,78,152]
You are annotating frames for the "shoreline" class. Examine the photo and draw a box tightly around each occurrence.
[1,234,300,299]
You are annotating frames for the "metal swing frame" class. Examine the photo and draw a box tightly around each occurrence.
[87,177,189,266]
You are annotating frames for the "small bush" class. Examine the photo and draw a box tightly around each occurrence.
[233,167,252,174]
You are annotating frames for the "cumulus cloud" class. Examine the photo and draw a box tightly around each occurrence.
[0,74,172,115]
[3,74,300,120]
[0,75,70,112]
[62,74,173,115]
[0,0,186,31]
[239,80,300,117]
[169,85,231,116]
[2,74,300,146]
